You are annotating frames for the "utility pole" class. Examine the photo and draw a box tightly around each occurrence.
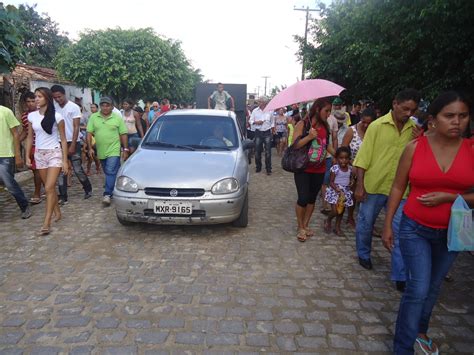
[262,76,270,97]
[294,6,320,81]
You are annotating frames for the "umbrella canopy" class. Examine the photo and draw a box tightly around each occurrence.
[264,79,345,112]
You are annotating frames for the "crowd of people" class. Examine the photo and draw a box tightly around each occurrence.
[0,82,473,355]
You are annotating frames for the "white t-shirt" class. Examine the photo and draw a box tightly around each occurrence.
[54,101,81,142]
[28,111,64,149]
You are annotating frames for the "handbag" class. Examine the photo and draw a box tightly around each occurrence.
[281,136,309,173]
[447,195,474,251]
[336,191,346,214]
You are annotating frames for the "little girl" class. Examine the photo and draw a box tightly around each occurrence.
[324,147,354,236]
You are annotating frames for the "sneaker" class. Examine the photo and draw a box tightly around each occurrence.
[84,191,92,200]
[358,257,373,270]
[58,199,68,206]
[102,195,111,206]
[396,281,406,293]
[415,337,439,355]
[21,206,32,219]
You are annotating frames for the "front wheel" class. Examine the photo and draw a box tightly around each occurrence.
[232,192,248,228]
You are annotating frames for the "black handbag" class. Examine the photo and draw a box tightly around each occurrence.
[281,136,309,173]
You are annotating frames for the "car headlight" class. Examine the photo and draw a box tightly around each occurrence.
[211,178,239,194]
[116,176,139,192]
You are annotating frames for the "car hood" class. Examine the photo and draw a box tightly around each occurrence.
[120,148,238,190]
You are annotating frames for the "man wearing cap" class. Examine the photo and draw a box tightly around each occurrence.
[332,97,351,126]
[249,98,273,175]
[87,97,129,206]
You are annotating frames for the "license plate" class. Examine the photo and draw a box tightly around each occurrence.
[154,201,192,215]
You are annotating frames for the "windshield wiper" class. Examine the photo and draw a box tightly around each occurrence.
[144,141,195,151]
[189,144,232,151]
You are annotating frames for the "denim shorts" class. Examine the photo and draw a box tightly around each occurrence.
[34,147,63,169]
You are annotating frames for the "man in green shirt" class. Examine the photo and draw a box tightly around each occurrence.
[354,89,420,273]
[0,105,31,218]
[87,97,129,206]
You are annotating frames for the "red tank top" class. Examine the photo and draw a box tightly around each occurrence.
[404,136,474,229]
[304,125,327,174]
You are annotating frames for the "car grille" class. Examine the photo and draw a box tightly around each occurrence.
[144,209,206,217]
[144,188,205,197]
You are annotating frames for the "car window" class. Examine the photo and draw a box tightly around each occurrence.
[143,115,239,149]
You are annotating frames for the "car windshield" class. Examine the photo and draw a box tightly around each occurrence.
[143,115,239,150]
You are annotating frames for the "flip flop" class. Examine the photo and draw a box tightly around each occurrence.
[305,228,314,238]
[29,197,42,204]
[297,229,307,242]
[37,228,50,236]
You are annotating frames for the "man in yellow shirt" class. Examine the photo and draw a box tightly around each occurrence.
[354,89,421,273]
[0,105,31,218]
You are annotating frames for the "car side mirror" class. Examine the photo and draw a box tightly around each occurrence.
[242,139,255,150]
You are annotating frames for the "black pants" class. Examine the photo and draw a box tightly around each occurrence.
[58,142,92,201]
[255,129,272,172]
[294,172,325,207]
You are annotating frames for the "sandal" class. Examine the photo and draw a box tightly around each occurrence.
[415,336,439,355]
[29,197,42,204]
[37,227,50,236]
[305,228,314,238]
[297,229,307,242]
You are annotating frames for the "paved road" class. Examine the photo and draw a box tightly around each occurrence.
[0,161,473,354]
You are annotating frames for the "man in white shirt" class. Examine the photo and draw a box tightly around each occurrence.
[249,98,273,175]
[51,85,92,204]
[208,83,235,111]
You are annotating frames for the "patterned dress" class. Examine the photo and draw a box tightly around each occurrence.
[324,164,354,207]
[349,125,363,161]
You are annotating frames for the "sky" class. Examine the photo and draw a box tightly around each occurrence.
[9,0,330,97]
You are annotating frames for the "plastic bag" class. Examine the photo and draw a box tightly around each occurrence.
[447,195,474,251]
[336,192,346,215]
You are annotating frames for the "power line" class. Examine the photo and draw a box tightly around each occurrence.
[294,6,320,81]
[261,76,270,97]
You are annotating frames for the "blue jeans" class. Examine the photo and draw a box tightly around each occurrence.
[355,193,388,260]
[0,157,29,212]
[255,130,272,172]
[392,199,407,281]
[394,213,458,354]
[100,156,121,197]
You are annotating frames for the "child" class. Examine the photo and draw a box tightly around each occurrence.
[324,146,354,236]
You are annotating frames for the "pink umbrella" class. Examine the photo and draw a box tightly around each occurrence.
[264,79,345,112]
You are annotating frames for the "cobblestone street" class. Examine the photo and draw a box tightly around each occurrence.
[0,161,473,354]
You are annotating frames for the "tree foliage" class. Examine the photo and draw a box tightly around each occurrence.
[0,3,23,73]
[18,4,70,68]
[55,28,202,103]
[298,0,474,109]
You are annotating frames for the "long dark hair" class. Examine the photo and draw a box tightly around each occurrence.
[428,91,472,138]
[35,87,56,135]
[306,97,332,138]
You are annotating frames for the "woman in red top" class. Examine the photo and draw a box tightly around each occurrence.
[382,91,474,355]
[292,98,335,242]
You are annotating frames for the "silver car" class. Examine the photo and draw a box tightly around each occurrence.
[113,109,254,227]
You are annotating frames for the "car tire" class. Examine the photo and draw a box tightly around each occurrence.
[232,191,248,228]
[117,213,133,226]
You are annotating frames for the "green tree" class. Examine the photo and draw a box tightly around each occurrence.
[297,0,474,109]
[55,28,202,103]
[18,4,70,68]
[0,3,23,73]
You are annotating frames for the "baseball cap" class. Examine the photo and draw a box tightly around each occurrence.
[99,96,113,105]
[332,97,343,105]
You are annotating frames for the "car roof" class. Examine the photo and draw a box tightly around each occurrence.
[161,109,236,119]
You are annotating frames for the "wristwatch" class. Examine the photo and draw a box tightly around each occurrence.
[123,148,130,152]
